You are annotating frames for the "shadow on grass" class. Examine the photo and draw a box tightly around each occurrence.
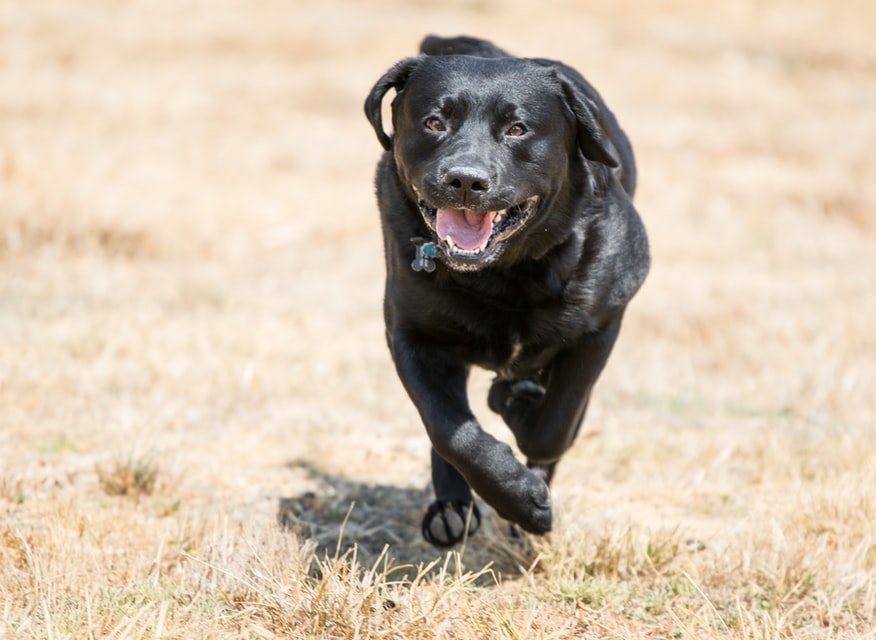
[277,460,539,583]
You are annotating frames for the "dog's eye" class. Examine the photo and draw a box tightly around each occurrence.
[424,116,446,132]
[506,123,527,137]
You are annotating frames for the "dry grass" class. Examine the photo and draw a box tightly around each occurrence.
[2,0,875,637]
[95,454,160,499]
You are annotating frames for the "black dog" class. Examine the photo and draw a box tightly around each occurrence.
[364,36,649,547]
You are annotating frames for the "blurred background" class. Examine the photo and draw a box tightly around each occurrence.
[2,0,875,536]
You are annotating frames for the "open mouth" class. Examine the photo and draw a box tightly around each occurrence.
[414,192,540,264]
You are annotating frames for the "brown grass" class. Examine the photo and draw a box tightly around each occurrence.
[2,0,875,637]
[95,454,160,499]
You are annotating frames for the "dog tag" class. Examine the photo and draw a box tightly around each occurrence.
[411,238,440,273]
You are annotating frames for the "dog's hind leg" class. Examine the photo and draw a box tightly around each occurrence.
[423,449,481,547]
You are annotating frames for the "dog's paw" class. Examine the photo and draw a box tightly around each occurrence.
[488,378,546,415]
[493,471,552,535]
[421,500,482,548]
[517,480,553,535]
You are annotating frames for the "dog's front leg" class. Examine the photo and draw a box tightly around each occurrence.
[491,314,624,484]
[390,331,552,545]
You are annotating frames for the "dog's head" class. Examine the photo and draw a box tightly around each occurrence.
[365,54,619,272]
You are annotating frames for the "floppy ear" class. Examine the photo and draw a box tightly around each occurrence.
[364,57,422,151]
[556,74,619,168]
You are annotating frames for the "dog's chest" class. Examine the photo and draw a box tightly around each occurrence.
[464,304,578,378]
[506,340,524,368]
[495,336,530,379]
[419,249,596,374]
[476,323,526,377]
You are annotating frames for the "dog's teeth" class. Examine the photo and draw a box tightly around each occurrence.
[446,236,456,248]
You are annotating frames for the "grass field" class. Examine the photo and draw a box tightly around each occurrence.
[2,0,875,637]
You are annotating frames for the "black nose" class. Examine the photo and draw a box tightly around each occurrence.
[443,166,491,194]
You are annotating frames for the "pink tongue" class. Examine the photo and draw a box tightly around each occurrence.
[436,208,495,250]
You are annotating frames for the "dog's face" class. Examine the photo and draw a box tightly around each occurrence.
[366,55,618,271]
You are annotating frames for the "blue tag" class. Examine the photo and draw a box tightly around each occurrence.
[411,238,439,272]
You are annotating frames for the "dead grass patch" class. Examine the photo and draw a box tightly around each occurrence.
[95,455,160,499]
[1,215,159,260]
[2,474,875,638]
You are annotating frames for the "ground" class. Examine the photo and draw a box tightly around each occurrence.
[2,0,875,638]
